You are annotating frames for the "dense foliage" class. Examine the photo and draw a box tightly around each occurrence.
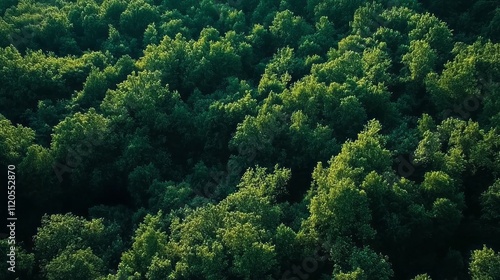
[1,0,499,279]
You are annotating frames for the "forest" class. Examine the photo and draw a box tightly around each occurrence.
[0,0,499,279]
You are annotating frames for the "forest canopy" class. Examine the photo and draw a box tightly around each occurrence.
[1,0,499,279]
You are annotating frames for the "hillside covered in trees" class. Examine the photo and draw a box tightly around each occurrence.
[1,0,500,279]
